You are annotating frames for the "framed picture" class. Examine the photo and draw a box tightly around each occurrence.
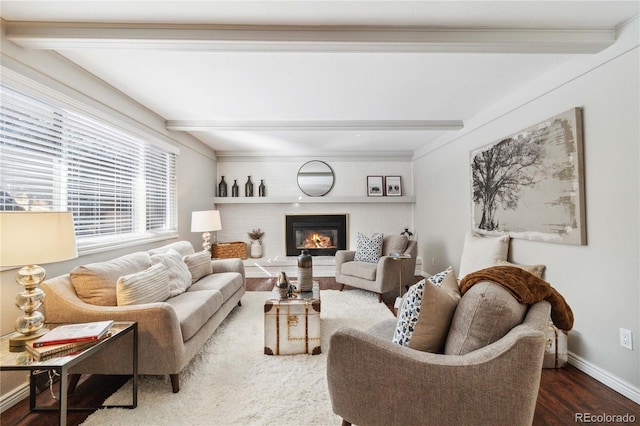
[367,176,384,196]
[385,176,402,196]
[470,107,585,245]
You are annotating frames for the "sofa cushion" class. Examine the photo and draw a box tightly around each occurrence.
[354,233,384,263]
[188,271,244,301]
[340,261,377,281]
[71,252,151,306]
[458,232,510,279]
[151,249,192,297]
[494,259,545,278]
[444,281,527,355]
[183,251,213,283]
[116,263,171,306]
[148,240,195,257]
[382,234,408,256]
[393,269,461,353]
[165,290,224,341]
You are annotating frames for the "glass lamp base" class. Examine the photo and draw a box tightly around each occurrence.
[8,328,49,350]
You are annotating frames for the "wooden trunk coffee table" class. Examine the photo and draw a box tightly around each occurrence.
[264,281,321,355]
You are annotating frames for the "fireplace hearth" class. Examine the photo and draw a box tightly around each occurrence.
[285,214,348,256]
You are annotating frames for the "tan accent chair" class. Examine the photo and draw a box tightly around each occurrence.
[327,282,552,426]
[334,235,417,302]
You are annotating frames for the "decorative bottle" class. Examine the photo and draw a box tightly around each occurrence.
[276,272,289,299]
[218,176,228,197]
[258,179,266,197]
[245,176,254,197]
[297,249,313,292]
[232,180,239,197]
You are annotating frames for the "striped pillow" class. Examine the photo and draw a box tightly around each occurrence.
[183,251,213,283]
[116,263,170,306]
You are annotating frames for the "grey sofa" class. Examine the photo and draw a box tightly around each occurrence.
[41,240,245,393]
[327,281,551,426]
[335,235,418,302]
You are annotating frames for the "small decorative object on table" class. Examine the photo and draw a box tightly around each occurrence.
[218,176,228,197]
[275,272,289,299]
[232,180,239,197]
[297,249,313,292]
[401,227,414,239]
[245,176,254,197]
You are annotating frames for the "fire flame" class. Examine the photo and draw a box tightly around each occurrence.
[302,232,334,249]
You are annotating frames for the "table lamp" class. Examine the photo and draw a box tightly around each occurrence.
[191,210,222,252]
[0,211,78,348]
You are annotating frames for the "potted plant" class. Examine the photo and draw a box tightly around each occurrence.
[248,228,265,258]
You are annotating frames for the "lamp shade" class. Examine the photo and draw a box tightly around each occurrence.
[191,210,222,232]
[0,211,78,267]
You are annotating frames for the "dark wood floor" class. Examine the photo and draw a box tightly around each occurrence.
[2,277,638,426]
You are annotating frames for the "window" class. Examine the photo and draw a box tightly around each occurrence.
[0,82,178,252]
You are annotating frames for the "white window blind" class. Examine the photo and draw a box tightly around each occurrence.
[0,83,178,251]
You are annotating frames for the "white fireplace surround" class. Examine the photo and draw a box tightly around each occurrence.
[214,158,421,278]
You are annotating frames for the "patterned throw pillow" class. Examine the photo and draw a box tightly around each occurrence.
[151,249,193,297]
[427,266,453,287]
[116,263,171,306]
[183,250,213,283]
[393,268,461,353]
[354,233,384,263]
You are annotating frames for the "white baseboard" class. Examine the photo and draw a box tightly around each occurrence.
[569,352,640,405]
[0,382,29,413]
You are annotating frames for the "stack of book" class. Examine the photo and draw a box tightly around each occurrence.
[26,320,114,361]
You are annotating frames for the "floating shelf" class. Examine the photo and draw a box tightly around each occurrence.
[212,196,415,204]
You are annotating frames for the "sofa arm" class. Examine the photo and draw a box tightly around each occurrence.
[327,325,546,426]
[42,278,184,349]
[211,258,246,284]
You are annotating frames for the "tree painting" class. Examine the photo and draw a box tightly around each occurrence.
[472,134,544,230]
[470,108,586,245]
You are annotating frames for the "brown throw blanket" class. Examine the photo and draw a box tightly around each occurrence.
[459,266,574,331]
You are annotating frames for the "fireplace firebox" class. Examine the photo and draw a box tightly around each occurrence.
[285,214,348,256]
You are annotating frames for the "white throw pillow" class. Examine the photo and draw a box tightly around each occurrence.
[183,250,213,283]
[151,249,192,297]
[116,263,171,306]
[458,232,509,279]
[354,233,384,263]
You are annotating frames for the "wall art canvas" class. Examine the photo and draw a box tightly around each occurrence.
[470,107,586,245]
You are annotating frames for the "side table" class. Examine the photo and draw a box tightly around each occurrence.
[0,321,138,425]
[389,253,412,314]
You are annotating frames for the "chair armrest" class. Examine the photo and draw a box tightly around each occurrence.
[327,324,546,425]
[334,250,356,274]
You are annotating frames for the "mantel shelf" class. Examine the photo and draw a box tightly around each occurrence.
[212,196,415,204]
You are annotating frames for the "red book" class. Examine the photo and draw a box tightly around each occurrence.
[32,320,114,347]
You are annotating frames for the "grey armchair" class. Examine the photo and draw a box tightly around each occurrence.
[327,282,552,426]
[335,235,418,302]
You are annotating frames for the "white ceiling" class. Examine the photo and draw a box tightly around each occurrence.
[2,1,638,157]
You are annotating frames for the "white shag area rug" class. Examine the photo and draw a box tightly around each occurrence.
[82,289,395,426]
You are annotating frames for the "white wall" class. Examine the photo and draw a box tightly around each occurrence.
[413,20,639,401]
[0,31,218,404]
[215,157,415,258]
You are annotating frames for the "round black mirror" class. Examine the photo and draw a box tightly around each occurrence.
[297,161,334,197]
